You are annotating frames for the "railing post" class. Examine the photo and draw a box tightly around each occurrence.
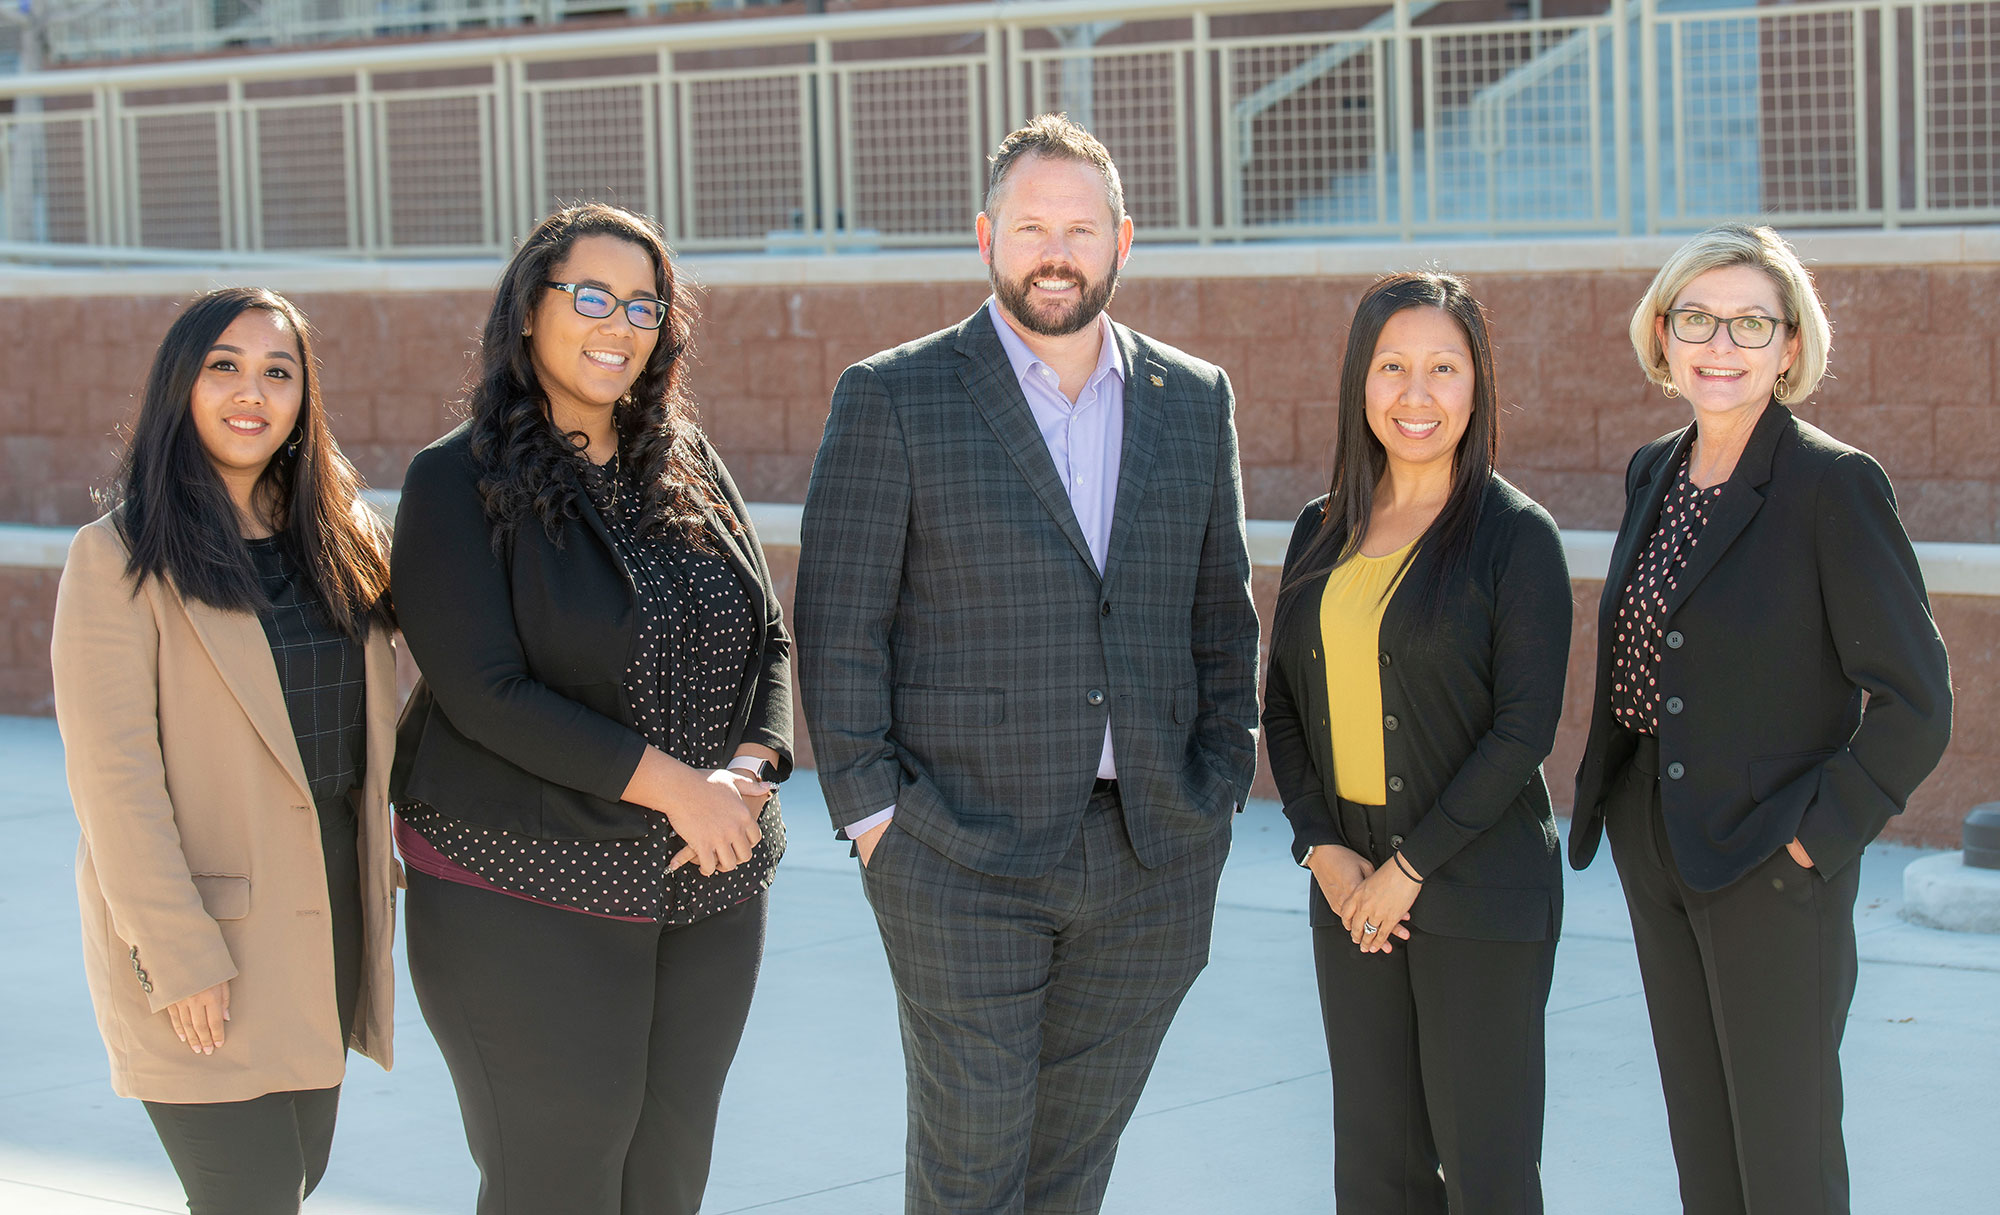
[1612,0,1631,236]
[1393,0,1415,240]
[1882,0,1901,228]
[356,71,379,255]
[816,36,839,254]
[1192,9,1213,244]
[1639,0,1658,234]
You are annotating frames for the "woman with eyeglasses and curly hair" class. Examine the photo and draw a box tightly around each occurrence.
[390,202,793,1214]
[51,286,399,1213]
[1569,223,1952,1214]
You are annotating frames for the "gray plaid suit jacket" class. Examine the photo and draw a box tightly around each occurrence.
[796,306,1260,877]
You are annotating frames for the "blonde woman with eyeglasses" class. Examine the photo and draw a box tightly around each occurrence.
[1568,223,1952,1215]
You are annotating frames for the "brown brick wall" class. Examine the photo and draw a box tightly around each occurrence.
[5,553,1990,849]
[7,264,1996,535]
[4,261,1997,846]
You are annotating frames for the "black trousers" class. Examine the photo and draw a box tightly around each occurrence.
[1604,735,1859,1215]
[860,787,1227,1215]
[405,869,768,1215]
[144,797,363,1215]
[1313,922,1555,1215]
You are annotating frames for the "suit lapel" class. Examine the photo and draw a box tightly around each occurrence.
[178,593,313,802]
[954,310,1098,573]
[1598,426,1693,633]
[1101,324,1162,589]
[1662,403,1789,617]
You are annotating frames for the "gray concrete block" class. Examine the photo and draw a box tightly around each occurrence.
[1902,852,2000,933]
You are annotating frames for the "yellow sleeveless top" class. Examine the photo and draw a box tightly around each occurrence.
[1318,539,1416,805]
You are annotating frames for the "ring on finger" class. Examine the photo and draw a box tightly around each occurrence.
[1362,922,1380,934]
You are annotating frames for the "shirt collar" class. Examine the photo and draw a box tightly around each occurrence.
[986,297,1125,396]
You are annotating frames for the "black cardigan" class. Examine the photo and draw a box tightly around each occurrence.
[1263,476,1573,941]
[389,421,793,841]
[1570,404,1952,891]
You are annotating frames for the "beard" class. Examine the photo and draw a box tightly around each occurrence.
[991,258,1120,337]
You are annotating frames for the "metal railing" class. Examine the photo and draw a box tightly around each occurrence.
[21,1,751,67]
[0,0,1994,257]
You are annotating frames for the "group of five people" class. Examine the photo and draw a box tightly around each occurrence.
[51,114,1951,1215]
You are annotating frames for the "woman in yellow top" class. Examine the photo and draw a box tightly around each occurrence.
[1263,271,1572,1213]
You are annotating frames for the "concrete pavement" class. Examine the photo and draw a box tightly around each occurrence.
[2,714,1996,1213]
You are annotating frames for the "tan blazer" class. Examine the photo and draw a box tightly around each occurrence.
[50,514,399,1104]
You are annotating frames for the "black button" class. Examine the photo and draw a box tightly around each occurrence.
[1667,762,1685,780]
[1100,601,1111,616]
[1390,834,1405,848]
[1665,630,1684,649]
[1086,689,1105,706]
[1384,714,1399,731]
[1379,652,1391,667]
[1387,776,1405,792]
[1665,697,1683,714]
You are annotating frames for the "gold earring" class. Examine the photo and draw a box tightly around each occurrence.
[1774,373,1791,401]
[1661,381,1679,399]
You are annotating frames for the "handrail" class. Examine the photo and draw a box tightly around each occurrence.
[0,0,1990,253]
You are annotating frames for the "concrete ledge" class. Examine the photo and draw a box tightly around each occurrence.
[1903,853,2000,933]
[4,229,1997,298]
[12,513,2000,596]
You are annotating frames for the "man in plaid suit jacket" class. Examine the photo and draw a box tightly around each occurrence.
[796,115,1260,1214]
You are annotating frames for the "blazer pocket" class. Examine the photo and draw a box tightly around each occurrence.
[190,873,251,921]
[1171,682,1199,724]
[893,684,1005,727]
[1748,749,1839,802]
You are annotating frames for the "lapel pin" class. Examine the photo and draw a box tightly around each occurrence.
[1148,374,1164,387]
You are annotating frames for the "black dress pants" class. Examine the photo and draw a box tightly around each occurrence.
[404,869,768,1215]
[144,796,363,1215]
[1604,736,1860,1215]
[1313,920,1555,1214]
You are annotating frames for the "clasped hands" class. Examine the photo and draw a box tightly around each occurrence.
[1307,844,1422,954]
[626,747,773,876]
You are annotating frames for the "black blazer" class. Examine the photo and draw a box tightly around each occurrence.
[389,421,793,841]
[1263,477,1572,941]
[1569,404,1951,891]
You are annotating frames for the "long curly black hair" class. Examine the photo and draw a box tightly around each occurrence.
[467,202,730,552]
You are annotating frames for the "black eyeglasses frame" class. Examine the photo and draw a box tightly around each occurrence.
[1663,308,1788,350]
[544,281,667,331]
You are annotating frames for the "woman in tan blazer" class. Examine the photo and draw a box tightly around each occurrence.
[51,286,399,1214]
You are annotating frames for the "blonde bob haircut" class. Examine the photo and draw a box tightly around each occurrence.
[1628,222,1831,404]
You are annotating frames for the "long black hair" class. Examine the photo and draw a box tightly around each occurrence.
[1275,271,1500,633]
[467,202,729,552]
[107,286,391,639]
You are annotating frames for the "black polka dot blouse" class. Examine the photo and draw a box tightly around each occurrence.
[399,453,785,925]
[1610,453,1725,735]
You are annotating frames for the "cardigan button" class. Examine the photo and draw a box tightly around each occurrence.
[1379,652,1391,667]
[1665,630,1684,649]
[1387,776,1405,793]
[1390,834,1405,848]
[1086,689,1105,706]
[1665,697,1684,714]
[1667,762,1686,780]
[1384,714,1399,732]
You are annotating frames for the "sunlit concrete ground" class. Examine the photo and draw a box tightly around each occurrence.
[2,713,1996,1213]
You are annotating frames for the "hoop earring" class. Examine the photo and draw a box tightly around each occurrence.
[1773,373,1791,402]
[1661,381,1680,399]
[284,426,303,457]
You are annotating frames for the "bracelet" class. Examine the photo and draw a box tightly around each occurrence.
[1393,851,1424,884]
